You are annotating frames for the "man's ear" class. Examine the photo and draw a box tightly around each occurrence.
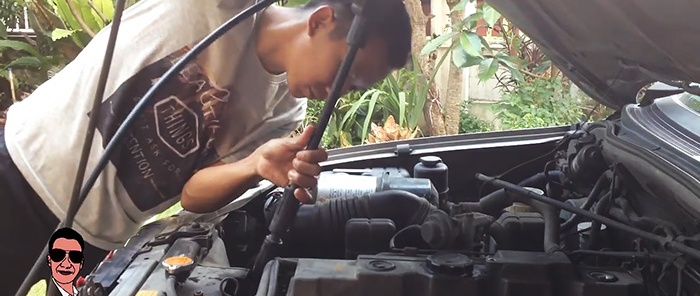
[306,5,336,37]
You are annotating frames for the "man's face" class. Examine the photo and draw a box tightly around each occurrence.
[48,238,83,284]
[286,7,393,100]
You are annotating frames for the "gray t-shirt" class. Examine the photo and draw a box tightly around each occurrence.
[3,0,306,250]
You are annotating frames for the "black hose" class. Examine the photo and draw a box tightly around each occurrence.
[567,250,676,262]
[478,170,565,216]
[277,190,438,244]
[453,171,565,253]
[527,198,562,253]
[475,173,700,261]
[585,192,613,250]
[560,171,612,232]
[615,197,681,236]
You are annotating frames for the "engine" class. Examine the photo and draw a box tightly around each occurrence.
[247,123,700,296]
[80,121,700,296]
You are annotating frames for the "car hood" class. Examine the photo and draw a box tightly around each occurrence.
[485,0,700,110]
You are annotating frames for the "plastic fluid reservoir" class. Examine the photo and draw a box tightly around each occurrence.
[311,172,438,205]
[312,173,378,204]
[413,156,449,201]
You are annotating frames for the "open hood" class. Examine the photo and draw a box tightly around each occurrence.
[485,0,700,110]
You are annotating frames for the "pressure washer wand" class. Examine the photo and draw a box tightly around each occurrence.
[250,0,371,280]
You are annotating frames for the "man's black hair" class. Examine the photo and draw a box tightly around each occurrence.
[49,227,85,250]
[301,0,412,69]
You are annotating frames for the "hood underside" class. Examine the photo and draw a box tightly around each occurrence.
[485,0,700,110]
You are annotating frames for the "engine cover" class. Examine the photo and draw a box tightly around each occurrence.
[256,251,645,296]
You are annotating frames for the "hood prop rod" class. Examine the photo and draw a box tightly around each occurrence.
[14,1,278,295]
[475,173,700,261]
[250,0,372,282]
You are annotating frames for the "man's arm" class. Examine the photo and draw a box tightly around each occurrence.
[180,155,262,213]
[180,125,327,213]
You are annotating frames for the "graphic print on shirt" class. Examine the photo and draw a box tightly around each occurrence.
[95,47,230,211]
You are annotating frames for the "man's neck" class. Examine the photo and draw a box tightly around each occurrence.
[254,5,306,75]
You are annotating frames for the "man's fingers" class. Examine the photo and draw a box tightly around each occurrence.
[295,149,328,164]
[294,188,313,204]
[288,170,318,189]
[292,125,316,148]
[292,158,322,176]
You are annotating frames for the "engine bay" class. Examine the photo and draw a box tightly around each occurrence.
[80,115,700,296]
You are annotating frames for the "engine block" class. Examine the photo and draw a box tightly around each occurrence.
[257,251,645,296]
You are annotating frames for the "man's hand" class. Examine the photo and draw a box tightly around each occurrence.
[253,125,328,203]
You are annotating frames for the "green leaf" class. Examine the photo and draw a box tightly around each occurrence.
[451,0,469,12]
[532,61,553,74]
[91,0,115,23]
[74,0,105,32]
[459,32,483,57]
[51,28,76,41]
[0,21,7,38]
[452,46,483,68]
[53,0,105,33]
[482,4,502,27]
[5,56,46,69]
[0,40,44,59]
[361,91,380,143]
[339,92,368,129]
[54,0,81,31]
[421,32,458,55]
[509,68,525,82]
[494,53,523,72]
[398,91,406,127]
[478,58,499,81]
[463,11,483,30]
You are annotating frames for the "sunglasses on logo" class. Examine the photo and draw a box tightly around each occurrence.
[49,249,83,264]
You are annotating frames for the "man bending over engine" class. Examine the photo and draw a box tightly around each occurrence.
[0,0,411,293]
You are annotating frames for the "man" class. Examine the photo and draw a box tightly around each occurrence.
[47,228,85,296]
[0,0,411,293]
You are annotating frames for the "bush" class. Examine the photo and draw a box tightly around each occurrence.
[494,76,586,129]
[459,102,491,133]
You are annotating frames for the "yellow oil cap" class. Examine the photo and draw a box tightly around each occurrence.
[163,255,194,267]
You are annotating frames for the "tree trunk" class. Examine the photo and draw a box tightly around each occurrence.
[405,0,446,136]
[443,0,464,135]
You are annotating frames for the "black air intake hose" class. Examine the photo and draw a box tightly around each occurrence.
[265,190,439,250]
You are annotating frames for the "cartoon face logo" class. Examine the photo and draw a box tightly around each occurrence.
[47,227,84,296]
